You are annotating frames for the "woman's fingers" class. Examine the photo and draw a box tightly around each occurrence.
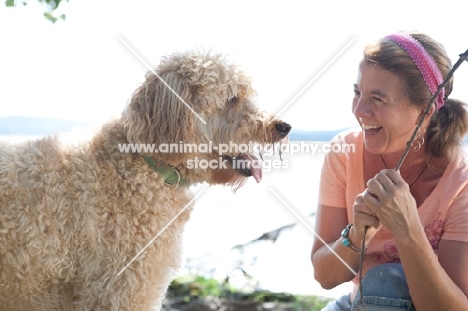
[362,169,418,232]
[353,193,381,239]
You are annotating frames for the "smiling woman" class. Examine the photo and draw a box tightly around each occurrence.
[312,30,468,311]
[352,62,422,155]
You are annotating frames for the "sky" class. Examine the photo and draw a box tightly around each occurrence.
[1,0,467,131]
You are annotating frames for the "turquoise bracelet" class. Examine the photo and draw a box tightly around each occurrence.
[341,224,366,253]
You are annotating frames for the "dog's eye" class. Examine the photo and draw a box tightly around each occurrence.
[228,96,239,106]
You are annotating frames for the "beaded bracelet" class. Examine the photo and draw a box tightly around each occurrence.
[341,224,367,253]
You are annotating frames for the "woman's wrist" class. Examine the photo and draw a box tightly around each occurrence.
[349,224,366,245]
[341,224,367,252]
[392,221,425,249]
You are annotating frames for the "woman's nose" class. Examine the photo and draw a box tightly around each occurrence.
[352,96,371,118]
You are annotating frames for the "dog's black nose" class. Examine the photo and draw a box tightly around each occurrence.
[275,122,292,136]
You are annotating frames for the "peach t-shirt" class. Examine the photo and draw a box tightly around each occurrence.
[319,127,468,279]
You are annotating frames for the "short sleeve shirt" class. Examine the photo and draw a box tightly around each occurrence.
[319,127,468,275]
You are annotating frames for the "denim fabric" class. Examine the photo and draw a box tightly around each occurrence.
[321,293,352,310]
[321,263,415,311]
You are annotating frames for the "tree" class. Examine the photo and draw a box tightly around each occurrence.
[5,0,68,23]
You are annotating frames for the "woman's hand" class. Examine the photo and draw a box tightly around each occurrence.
[352,192,382,244]
[362,169,419,238]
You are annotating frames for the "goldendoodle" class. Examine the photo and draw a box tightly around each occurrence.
[0,50,291,310]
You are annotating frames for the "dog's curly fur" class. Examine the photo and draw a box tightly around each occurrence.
[0,50,291,310]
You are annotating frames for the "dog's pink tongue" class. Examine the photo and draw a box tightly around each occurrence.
[240,153,262,183]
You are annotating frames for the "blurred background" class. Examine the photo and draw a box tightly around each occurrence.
[1,0,467,300]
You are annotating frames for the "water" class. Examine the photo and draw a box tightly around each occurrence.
[180,146,352,299]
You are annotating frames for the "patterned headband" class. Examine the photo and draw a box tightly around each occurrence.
[385,33,445,110]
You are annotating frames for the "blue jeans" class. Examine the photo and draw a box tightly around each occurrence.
[321,263,416,311]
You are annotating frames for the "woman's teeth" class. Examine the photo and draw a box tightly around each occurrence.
[362,124,382,134]
[362,124,382,130]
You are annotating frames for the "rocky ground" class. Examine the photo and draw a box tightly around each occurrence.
[160,276,332,311]
[162,296,289,311]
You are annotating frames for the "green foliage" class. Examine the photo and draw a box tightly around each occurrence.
[168,275,235,299]
[43,11,65,23]
[290,295,334,310]
[4,0,68,23]
[166,275,334,311]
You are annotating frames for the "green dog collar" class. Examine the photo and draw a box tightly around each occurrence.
[145,156,189,186]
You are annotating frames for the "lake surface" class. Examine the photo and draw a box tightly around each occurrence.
[180,145,352,298]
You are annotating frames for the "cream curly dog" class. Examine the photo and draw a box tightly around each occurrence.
[0,50,291,310]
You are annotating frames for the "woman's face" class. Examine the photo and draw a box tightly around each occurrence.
[352,61,423,155]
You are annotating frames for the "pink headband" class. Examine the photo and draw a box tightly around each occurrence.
[385,33,445,110]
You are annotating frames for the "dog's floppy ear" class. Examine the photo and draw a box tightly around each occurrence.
[121,69,201,164]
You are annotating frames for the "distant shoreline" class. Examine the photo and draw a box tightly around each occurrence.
[0,116,348,142]
[2,116,468,144]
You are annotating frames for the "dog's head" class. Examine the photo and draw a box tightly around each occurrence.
[122,49,291,188]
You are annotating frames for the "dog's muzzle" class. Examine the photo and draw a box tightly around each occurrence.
[275,121,292,138]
